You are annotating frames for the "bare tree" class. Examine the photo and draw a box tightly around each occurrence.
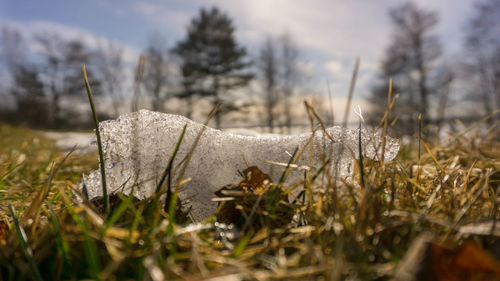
[368,2,443,133]
[432,64,454,133]
[37,35,101,127]
[96,39,126,117]
[257,36,279,133]
[62,40,101,96]
[11,65,48,127]
[280,33,300,133]
[1,26,48,127]
[256,33,301,133]
[1,26,24,75]
[464,0,500,121]
[143,34,171,112]
[36,33,66,126]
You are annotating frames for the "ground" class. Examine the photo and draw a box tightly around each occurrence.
[0,122,499,280]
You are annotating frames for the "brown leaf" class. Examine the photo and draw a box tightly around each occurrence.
[240,166,271,191]
[214,166,293,228]
[0,220,8,246]
[431,240,500,281]
[393,234,500,281]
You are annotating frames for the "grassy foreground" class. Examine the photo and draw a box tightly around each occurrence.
[0,120,499,280]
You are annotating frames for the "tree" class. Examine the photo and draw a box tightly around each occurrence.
[11,65,49,127]
[96,39,126,117]
[37,35,102,127]
[172,6,253,128]
[257,37,279,133]
[0,26,48,127]
[1,26,24,76]
[143,34,171,112]
[464,0,500,122]
[36,33,65,127]
[368,2,443,134]
[280,33,300,133]
[432,65,454,132]
[61,40,101,97]
[256,33,301,133]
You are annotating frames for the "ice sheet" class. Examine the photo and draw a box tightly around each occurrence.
[81,110,400,221]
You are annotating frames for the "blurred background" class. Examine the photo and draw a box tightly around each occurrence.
[0,0,498,138]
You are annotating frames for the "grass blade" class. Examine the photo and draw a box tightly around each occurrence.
[61,190,102,278]
[102,193,134,234]
[156,124,187,194]
[232,231,252,257]
[82,64,109,215]
[357,120,365,188]
[279,147,299,184]
[8,205,44,281]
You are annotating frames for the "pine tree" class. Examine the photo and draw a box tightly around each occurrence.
[172,6,253,128]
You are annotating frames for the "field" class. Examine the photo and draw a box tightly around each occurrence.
[0,113,499,280]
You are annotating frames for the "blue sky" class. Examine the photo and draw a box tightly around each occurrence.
[0,0,474,100]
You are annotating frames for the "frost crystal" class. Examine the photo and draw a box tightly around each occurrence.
[81,110,400,221]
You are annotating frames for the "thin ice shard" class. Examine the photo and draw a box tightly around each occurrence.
[81,110,400,221]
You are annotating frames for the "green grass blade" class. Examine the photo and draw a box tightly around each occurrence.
[8,205,44,281]
[156,124,187,194]
[102,193,134,234]
[279,146,299,184]
[48,207,72,278]
[82,64,108,215]
[64,198,102,278]
[167,192,179,236]
[232,231,252,257]
[358,121,365,188]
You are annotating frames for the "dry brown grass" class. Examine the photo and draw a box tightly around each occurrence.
[0,115,498,280]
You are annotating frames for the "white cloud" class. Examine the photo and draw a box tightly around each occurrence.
[324,60,343,75]
[0,20,144,98]
[0,20,141,65]
[296,60,314,76]
[129,1,392,62]
[211,0,392,59]
[125,0,473,100]
[134,2,192,32]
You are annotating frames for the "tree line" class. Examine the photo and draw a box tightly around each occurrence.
[368,0,500,135]
[1,1,499,135]
[0,7,301,132]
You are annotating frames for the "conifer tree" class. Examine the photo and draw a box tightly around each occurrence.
[172,6,252,128]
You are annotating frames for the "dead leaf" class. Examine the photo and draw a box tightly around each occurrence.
[214,166,293,228]
[393,233,500,281]
[0,221,8,246]
[240,166,270,191]
[431,240,500,281]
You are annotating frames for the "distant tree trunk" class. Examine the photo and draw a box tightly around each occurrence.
[417,57,429,126]
[283,88,292,134]
[213,76,222,129]
[143,34,170,113]
[258,37,279,133]
[478,56,494,121]
[131,55,146,113]
[280,33,299,134]
[186,96,193,120]
[152,83,162,112]
[96,39,125,118]
[434,66,454,136]
[51,83,60,127]
[266,89,275,133]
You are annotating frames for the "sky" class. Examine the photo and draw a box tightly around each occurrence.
[0,0,475,102]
